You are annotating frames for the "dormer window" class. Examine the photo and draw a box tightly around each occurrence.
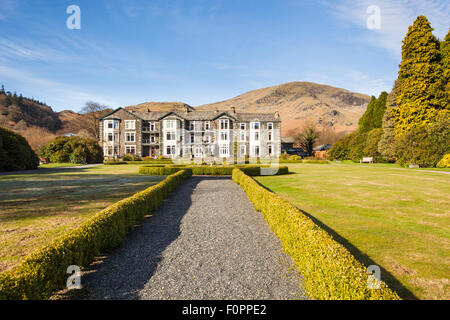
[220,119,229,130]
[251,121,260,130]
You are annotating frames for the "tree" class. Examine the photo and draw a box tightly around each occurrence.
[441,29,450,110]
[378,81,399,162]
[0,126,39,171]
[392,15,446,137]
[395,113,450,167]
[80,101,109,139]
[358,92,387,133]
[296,124,317,156]
[39,136,103,164]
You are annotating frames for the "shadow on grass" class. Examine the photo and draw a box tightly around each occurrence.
[56,176,202,300]
[254,181,418,300]
[0,173,164,223]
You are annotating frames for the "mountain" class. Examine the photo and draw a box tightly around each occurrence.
[123,102,194,113]
[0,92,62,132]
[0,81,371,149]
[196,82,371,135]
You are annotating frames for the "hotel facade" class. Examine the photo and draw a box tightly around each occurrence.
[99,106,281,161]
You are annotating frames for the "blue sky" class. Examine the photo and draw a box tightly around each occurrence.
[0,0,449,112]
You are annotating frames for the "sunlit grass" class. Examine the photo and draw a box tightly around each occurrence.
[0,164,163,272]
[255,163,450,300]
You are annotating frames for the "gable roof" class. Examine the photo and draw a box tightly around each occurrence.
[99,107,143,121]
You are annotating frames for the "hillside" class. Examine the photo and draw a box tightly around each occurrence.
[124,102,194,113]
[0,92,62,132]
[0,81,371,149]
[197,82,371,135]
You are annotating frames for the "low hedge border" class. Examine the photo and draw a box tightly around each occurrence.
[232,168,400,300]
[0,169,192,300]
[279,159,329,164]
[139,165,289,176]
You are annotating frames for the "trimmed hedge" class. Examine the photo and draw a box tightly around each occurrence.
[103,160,127,165]
[232,169,400,300]
[0,169,192,300]
[278,160,329,164]
[139,165,289,176]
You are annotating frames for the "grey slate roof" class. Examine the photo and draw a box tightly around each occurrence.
[101,107,279,122]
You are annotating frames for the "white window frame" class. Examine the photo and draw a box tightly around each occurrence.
[205,121,210,130]
[220,119,229,130]
[267,122,273,130]
[166,145,176,156]
[240,123,246,130]
[150,122,156,131]
[125,120,136,130]
[166,131,176,141]
[240,130,246,142]
[250,121,260,130]
[220,131,228,141]
[240,145,246,156]
[125,132,136,142]
[125,145,136,155]
[219,144,229,156]
[164,119,177,130]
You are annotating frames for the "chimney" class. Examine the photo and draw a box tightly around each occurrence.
[231,106,236,114]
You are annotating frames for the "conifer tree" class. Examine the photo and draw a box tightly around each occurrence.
[378,81,399,162]
[358,92,387,132]
[441,29,450,109]
[358,96,376,132]
[392,15,446,137]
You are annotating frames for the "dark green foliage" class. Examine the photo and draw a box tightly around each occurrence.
[378,82,399,162]
[0,169,192,300]
[359,92,388,133]
[441,29,450,109]
[39,136,102,164]
[393,15,447,136]
[359,96,376,132]
[139,165,289,176]
[296,125,317,156]
[0,126,39,171]
[328,129,385,163]
[232,169,400,300]
[395,113,450,167]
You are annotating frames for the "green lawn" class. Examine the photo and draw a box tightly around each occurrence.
[331,160,450,171]
[38,163,87,168]
[0,164,164,273]
[255,163,450,300]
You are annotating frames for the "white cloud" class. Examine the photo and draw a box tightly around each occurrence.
[0,65,116,109]
[326,0,450,57]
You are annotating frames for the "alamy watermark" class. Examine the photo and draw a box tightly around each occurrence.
[66,5,81,30]
[66,265,82,290]
[367,265,381,289]
[366,5,381,30]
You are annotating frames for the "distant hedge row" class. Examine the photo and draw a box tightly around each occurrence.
[139,165,289,176]
[0,126,39,172]
[0,169,192,300]
[232,168,400,300]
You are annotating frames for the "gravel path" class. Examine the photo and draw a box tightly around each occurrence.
[68,176,307,300]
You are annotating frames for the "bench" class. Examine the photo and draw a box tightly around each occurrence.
[360,157,374,164]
